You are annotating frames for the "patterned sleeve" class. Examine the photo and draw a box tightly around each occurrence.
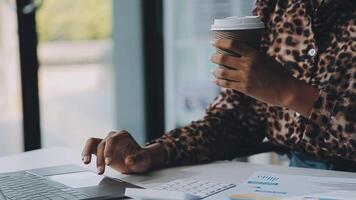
[301,17,356,161]
[146,89,268,166]
[252,0,277,23]
[302,85,356,161]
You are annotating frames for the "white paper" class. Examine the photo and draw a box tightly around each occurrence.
[284,190,356,200]
[229,171,356,199]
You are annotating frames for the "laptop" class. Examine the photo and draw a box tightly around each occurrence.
[0,164,142,200]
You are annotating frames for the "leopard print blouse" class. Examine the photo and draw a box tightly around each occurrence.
[148,0,356,166]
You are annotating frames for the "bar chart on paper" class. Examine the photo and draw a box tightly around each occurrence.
[227,171,356,200]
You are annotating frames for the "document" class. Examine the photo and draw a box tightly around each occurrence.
[229,171,356,200]
[284,190,356,200]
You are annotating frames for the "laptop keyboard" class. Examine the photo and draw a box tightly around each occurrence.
[0,172,88,200]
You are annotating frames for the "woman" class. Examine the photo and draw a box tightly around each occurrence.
[82,0,356,174]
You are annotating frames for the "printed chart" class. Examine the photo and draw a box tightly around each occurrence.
[228,171,356,200]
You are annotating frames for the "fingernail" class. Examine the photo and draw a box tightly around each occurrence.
[127,157,135,166]
[211,71,216,79]
[210,39,217,45]
[105,157,112,165]
[83,156,90,163]
[97,166,103,174]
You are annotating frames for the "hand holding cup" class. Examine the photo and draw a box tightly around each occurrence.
[210,16,303,108]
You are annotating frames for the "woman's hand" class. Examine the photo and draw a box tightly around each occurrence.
[82,130,166,174]
[211,39,319,116]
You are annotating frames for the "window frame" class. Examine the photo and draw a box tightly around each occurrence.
[16,0,42,151]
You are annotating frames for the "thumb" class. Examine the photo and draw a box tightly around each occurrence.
[124,150,151,173]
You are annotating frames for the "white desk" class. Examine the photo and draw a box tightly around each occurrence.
[1,147,356,199]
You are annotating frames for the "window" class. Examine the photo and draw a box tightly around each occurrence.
[36,0,115,148]
[0,1,23,156]
[164,0,254,129]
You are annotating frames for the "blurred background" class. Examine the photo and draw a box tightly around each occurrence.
[0,0,288,165]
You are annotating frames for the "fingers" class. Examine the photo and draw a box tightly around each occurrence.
[125,155,136,167]
[82,138,102,164]
[213,78,245,92]
[96,140,106,174]
[83,130,146,174]
[210,50,252,92]
[103,138,113,166]
[82,137,107,174]
[212,67,246,82]
[104,130,132,165]
[103,131,118,166]
[212,39,255,57]
[211,53,249,70]
[96,130,129,174]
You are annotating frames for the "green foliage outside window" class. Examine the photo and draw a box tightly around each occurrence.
[36,0,112,42]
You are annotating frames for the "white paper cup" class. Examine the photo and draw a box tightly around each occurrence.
[211,16,265,56]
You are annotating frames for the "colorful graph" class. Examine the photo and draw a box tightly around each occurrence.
[230,194,281,200]
[303,198,341,200]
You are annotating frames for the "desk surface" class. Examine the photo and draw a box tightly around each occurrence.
[1,147,355,199]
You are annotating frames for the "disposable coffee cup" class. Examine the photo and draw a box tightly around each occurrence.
[211,16,265,56]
